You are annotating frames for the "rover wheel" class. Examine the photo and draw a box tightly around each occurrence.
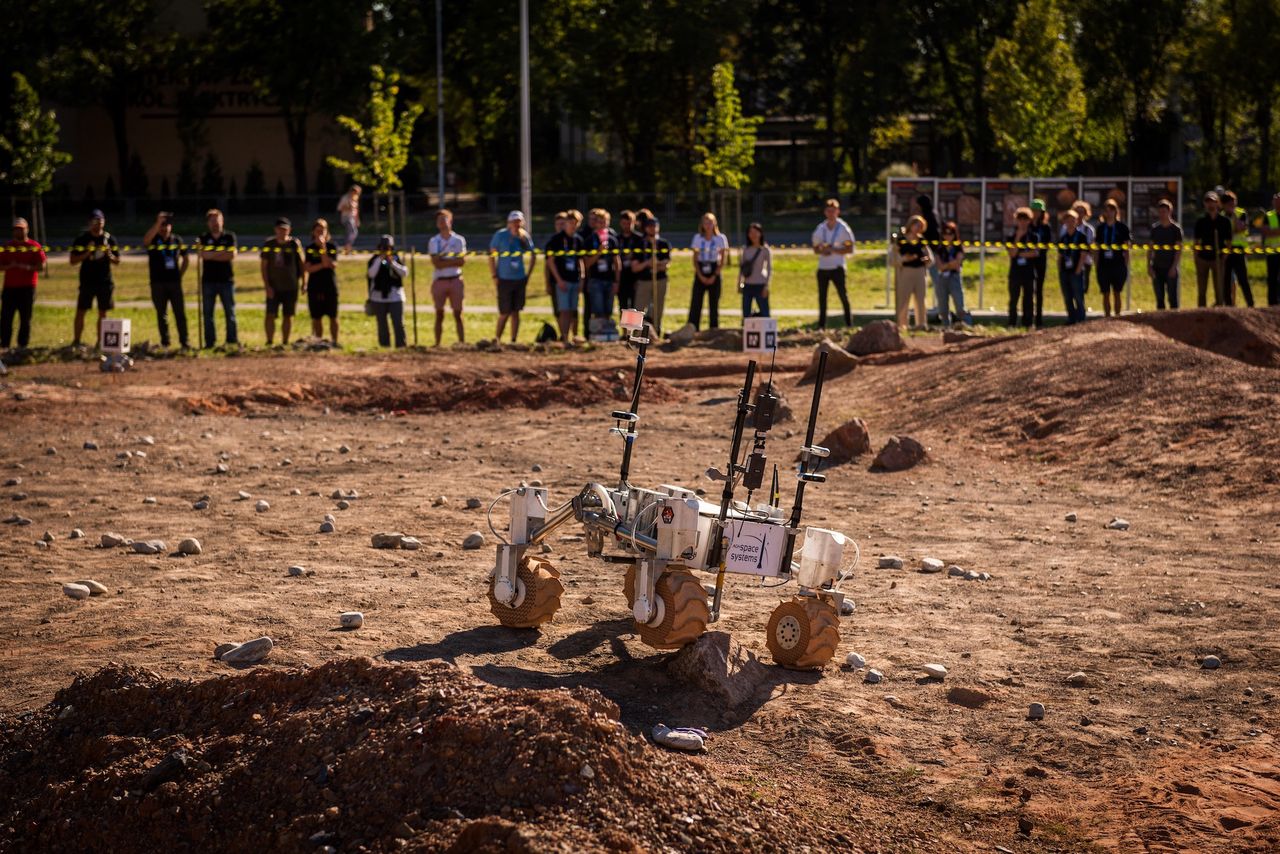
[488,555,564,628]
[637,568,709,650]
[765,596,840,670]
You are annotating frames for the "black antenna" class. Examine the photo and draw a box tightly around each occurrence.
[613,328,649,488]
[780,350,830,573]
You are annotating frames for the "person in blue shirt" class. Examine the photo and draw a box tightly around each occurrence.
[488,210,537,343]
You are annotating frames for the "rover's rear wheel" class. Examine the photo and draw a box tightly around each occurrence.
[765,596,840,670]
[489,555,564,628]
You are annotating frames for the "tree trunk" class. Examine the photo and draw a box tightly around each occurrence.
[284,112,309,195]
[106,95,130,196]
[1258,95,1274,191]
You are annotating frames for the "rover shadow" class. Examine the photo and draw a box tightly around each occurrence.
[383,625,541,665]
[545,618,635,661]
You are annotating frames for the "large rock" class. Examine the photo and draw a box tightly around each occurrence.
[871,436,928,472]
[694,327,742,351]
[813,418,871,465]
[666,323,697,349]
[219,636,273,664]
[371,531,406,549]
[847,319,905,356]
[668,631,768,708]
[800,339,858,384]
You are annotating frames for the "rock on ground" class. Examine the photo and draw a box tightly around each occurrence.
[371,532,406,549]
[800,339,858,384]
[1028,702,1046,720]
[871,436,928,472]
[78,580,109,596]
[668,632,768,708]
[178,538,202,556]
[62,583,91,600]
[131,540,166,555]
[1106,517,1131,530]
[812,418,872,466]
[399,536,422,550]
[920,558,944,573]
[101,533,127,548]
[877,555,904,569]
[847,319,906,356]
[462,532,485,550]
[219,637,274,664]
[921,663,948,680]
[340,612,364,629]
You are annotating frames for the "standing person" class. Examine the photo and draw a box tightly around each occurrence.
[0,217,45,350]
[1029,200,1053,327]
[915,194,942,297]
[631,215,671,336]
[142,211,190,348]
[198,209,238,348]
[260,217,304,346]
[1147,200,1183,310]
[582,208,620,340]
[689,212,728,330]
[488,210,536,343]
[616,210,640,310]
[337,185,362,254]
[738,223,771,318]
[304,218,341,345]
[1071,200,1096,299]
[1058,209,1090,324]
[934,221,966,328]
[366,235,408,347]
[811,198,855,328]
[69,210,119,348]
[427,209,466,347]
[1095,200,1131,317]
[1194,191,1233,306]
[1006,207,1038,328]
[545,211,584,343]
[891,215,931,329]
[564,209,587,338]
[1221,191,1255,307]
[1263,191,1280,306]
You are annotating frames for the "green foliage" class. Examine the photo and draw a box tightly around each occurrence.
[984,0,1089,175]
[0,72,72,195]
[692,62,761,191]
[327,66,425,193]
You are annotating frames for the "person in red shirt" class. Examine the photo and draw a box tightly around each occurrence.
[1,218,46,350]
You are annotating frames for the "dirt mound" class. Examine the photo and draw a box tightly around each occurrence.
[1125,307,1280,369]
[0,658,819,852]
[848,320,1280,494]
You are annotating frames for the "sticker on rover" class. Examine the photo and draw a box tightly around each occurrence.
[661,506,674,524]
[724,521,787,577]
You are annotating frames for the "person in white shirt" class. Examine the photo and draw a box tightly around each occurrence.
[428,209,467,346]
[366,234,408,348]
[689,212,729,329]
[337,185,362,254]
[811,198,855,327]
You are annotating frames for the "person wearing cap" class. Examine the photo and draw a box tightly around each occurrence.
[811,198,855,328]
[427,209,466,347]
[1147,200,1183,310]
[70,209,119,348]
[1262,191,1280,306]
[1095,199,1131,318]
[260,217,305,346]
[1221,191,1255,307]
[1006,207,1039,328]
[488,211,536,343]
[630,214,671,336]
[1193,192,1233,306]
[1,217,46,350]
[142,211,190,348]
[367,234,408,347]
[1028,199,1053,327]
[198,209,239,348]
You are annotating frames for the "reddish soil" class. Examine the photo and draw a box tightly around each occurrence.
[2,309,1278,852]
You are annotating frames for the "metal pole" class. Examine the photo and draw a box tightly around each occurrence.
[978,180,986,310]
[410,248,418,346]
[884,179,892,307]
[519,0,532,239]
[195,243,204,350]
[435,0,446,208]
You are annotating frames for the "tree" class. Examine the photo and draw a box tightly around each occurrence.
[693,62,761,193]
[0,72,72,196]
[985,0,1090,175]
[327,66,424,193]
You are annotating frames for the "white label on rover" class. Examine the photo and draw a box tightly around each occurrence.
[724,521,787,577]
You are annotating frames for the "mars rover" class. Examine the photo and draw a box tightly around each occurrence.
[484,310,853,669]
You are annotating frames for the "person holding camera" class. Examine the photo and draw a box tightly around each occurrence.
[142,212,190,348]
[367,234,408,348]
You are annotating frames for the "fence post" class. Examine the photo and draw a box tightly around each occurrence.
[410,248,418,347]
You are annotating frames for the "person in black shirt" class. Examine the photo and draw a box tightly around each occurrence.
[304,218,340,345]
[1147,200,1183,310]
[1058,209,1090,324]
[631,215,671,336]
[1094,199,1131,317]
[1005,207,1038,328]
[198,209,239,348]
[916,194,942,297]
[1193,192,1233,306]
[69,209,119,347]
[1028,199,1053,327]
[582,208,620,340]
[893,215,932,329]
[545,213,584,343]
[616,210,641,311]
[142,211,190,348]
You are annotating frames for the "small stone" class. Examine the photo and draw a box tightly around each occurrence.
[580,763,595,780]
[255,500,270,513]
[141,436,155,445]
[462,532,485,550]
[979,572,992,581]
[465,498,483,510]
[193,500,209,511]
[237,490,251,500]
[839,598,856,616]
[324,514,336,523]
[215,463,229,474]
[340,612,364,629]
[34,539,48,549]
[83,441,99,450]
[132,540,166,555]
[219,636,273,663]
[531,464,543,472]
[1080,715,1093,726]
[336,500,350,510]
[1066,671,1088,687]
[432,495,449,507]
[1027,702,1046,720]
[1018,816,1034,835]
[46,447,57,455]
[921,663,948,680]
[864,669,883,684]
[69,529,84,539]
[338,444,351,454]
[947,565,965,577]
[101,532,127,548]
[41,530,55,543]
[399,535,422,550]
[14,516,31,526]
[1065,512,1078,522]
[288,565,305,577]
[63,583,91,600]
[142,496,157,505]
[371,531,405,549]
[529,479,543,488]
[289,488,301,496]
[844,652,867,670]
[963,570,981,581]
[319,521,335,533]
[213,643,238,659]
[877,555,903,569]
[3,477,19,487]
[280,458,291,466]
[1105,517,1130,531]
[78,580,108,596]
[1201,655,1221,670]
[947,686,992,708]
[540,543,552,554]
[920,558,944,573]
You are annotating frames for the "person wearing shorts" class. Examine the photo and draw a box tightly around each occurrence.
[70,209,119,347]
[428,209,467,346]
[260,216,304,346]
[489,210,536,343]
[546,211,584,343]
[304,218,340,344]
[1094,199,1130,317]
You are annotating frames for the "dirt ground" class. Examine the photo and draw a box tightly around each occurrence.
[2,309,1279,853]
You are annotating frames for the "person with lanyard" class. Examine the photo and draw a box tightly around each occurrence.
[366,234,408,348]
[198,209,239,348]
[1070,200,1096,297]
[615,210,641,311]
[811,198,855,328]
[546,211,584,344]
[70,209,119,348]
[934,221,966,328]
[1193,191,1233,306]
[304,218,341,345]
[1221,191,1255,307]
[1005,207,1038,328]
[892,215,931,329]
[260,217,304,347]
[1263,191,1280,306]
[488,210,536,343]
[915,194,942,296]
[1094,200,1130,317]
[1028,199,1053,327]
[630,213,671,337]
[582,208,620,341]
[0,217,45,350]
[688,212,728,330]
[142,211,190,348]
[427,209,466,347]
[1146,199,1183,311]
[737,223,771,318]
[1058,208,1090,324]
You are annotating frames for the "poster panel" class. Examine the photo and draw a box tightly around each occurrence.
[983,181,1031,243]
[1128,179,1180,242]
[936,180,984,242]
[888,179,934,233]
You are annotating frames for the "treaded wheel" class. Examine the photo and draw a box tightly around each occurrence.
[489,555,564,628]
[637,568,709,650]
[765,596,840,670]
